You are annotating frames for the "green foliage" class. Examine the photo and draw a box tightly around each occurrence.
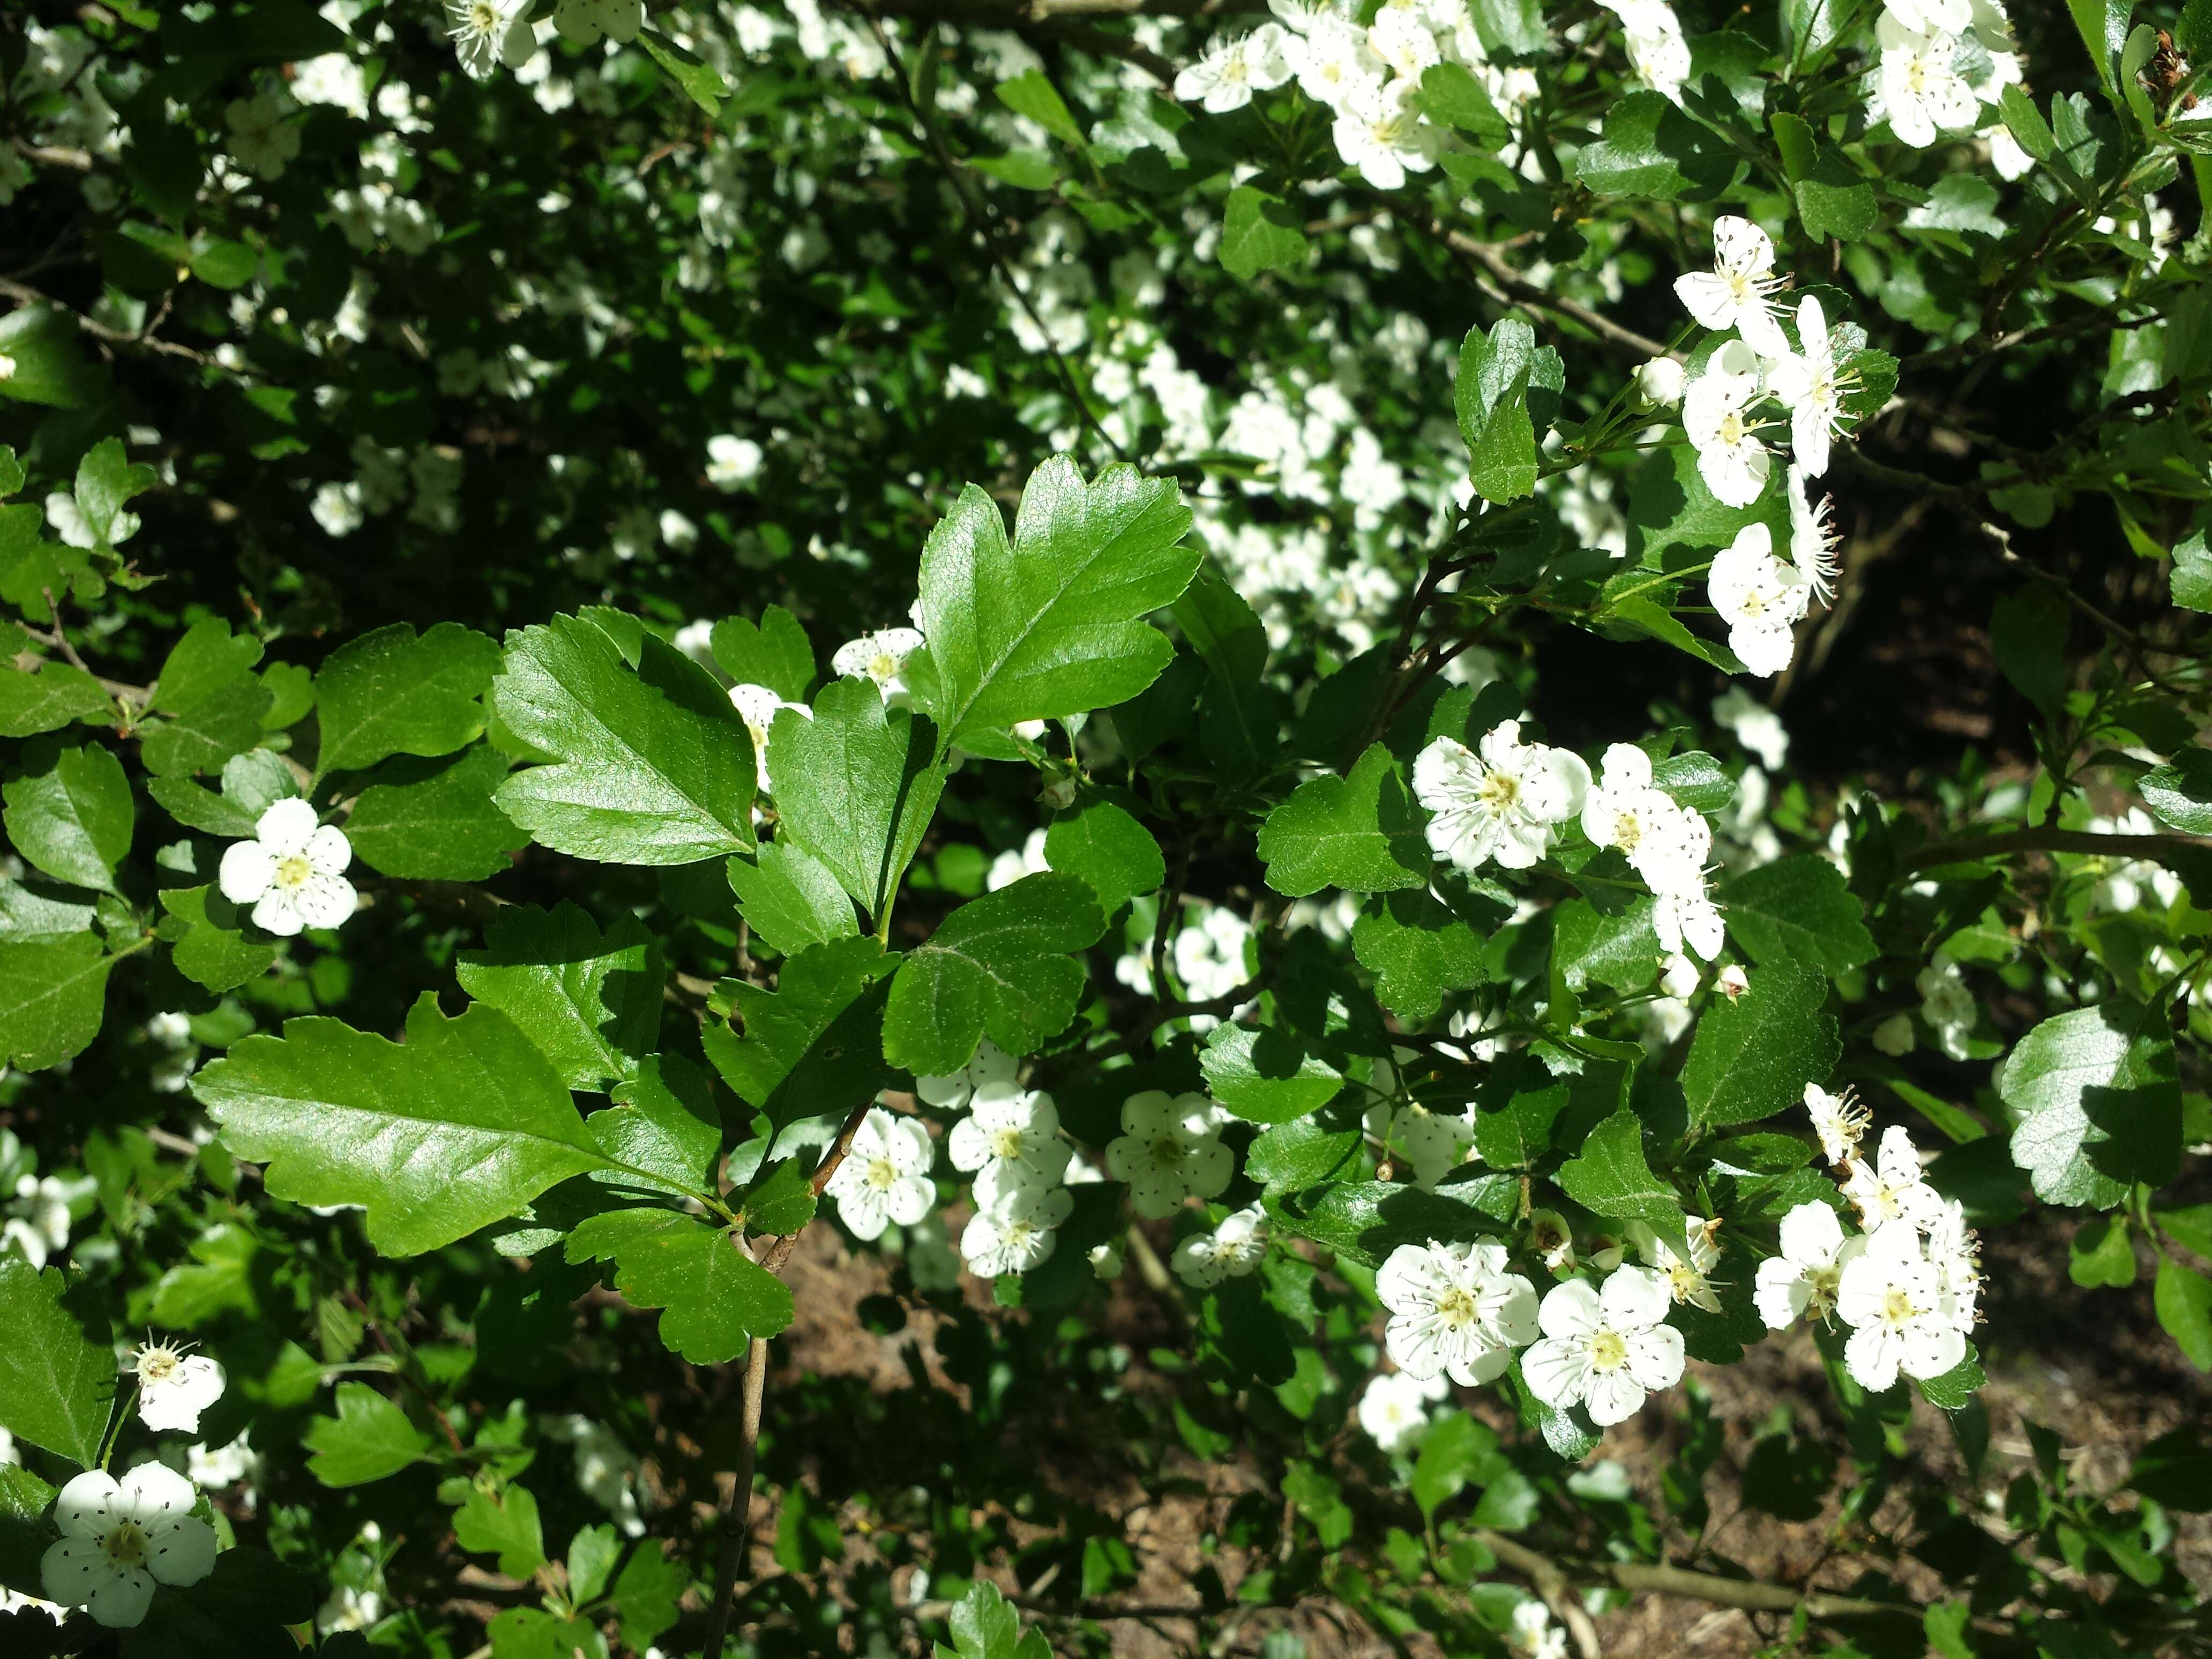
[1258,744,1428,897]
[769,678,945,924]
[1682,961,1841,1129]
[880,873,1105,1073]
[565,1208,793,1364]
[0,1257,114,1468]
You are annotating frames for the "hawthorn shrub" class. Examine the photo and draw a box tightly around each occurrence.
[0,0,2210,1655]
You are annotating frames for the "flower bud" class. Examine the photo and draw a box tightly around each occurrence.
[1635,355,1685,408]
[1715,963,1750,1000]
[1870,1011,1916,1056]
[1088,1243,1124,1280]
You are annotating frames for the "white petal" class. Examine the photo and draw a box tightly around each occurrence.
[1754,1259,1810,1329]
[304,823,353,876]
[118,1461,199,1521]
[1673,271,1738,331]
[1518,1335,1587,1408]
[289,873,357,931]
[1778,1200,1844,1268]
[217,841,276,905]
[1583,1367,1647,1425]
[87,1570,156,1627]
[52,1471,123,1538]
[41,1537,107,1604]
[1600,1264,1671,1331]
[255,797,320,855]
[1537,1278,1603,1340]
[1844,1324,1900,1392]
[146,1516,218,1587]
[252,890,305,937]
[1623,1323,1685,1391]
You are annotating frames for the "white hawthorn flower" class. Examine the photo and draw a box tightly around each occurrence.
[728,684,811,793]
[823,1108,936,1241]
[947,1083,1074,1195]
[705,435,764,493]
[1683,368,1775,510]
[915,1038,1018,1110]
[1521,1266,1686,1426]
[1580,743,1707,895]
[1672,215,1790,358]
[1766,295,1856,478]
[1651,884,1725,960]
[1283,15,1384,108]
[1925,1197,1982,1331]
[1836,1220,1966,1390]
[1171,1204,1271,1288]
[1883,0,1974,31]
[224,91,302,180]
[0,354,16,383]
[1917,959,1975,1059]
[1509,1599,1571,1659]
[1412,722,1591,873]
[1330,80,1439,191]
[1356,1369,1444,1453]
[1365,6,1438,81]
[959,1180,1072,1277]
[1715,963,1750,999]
[1754,1201,1862,1328]
[1634,355,1686,408]
[1632,1217,1723,1313]
[1608,0,1691,102]
[1376,1239,1540,1386]
[1105,1092,1234,1219]
[40,1464,218,1627]
[1982,121,2035,181]
[1804,1082,1871,1167]
[130,1339,226,1434]
[1527,1209,1576,1273]
[1708,522,1811,677]
[445,0,534,80]
[1088,1241,1124,1279]
[1174,24,1294,113]
[1376,1102,1475,1190]
[1840,1124,1943,1232]
[218,799,358,938]
[1876,15,1979,148]
[1787,464,1843,604]
[831,627,924,705]
[1870,1011,1916,1056]
[1659,953,1701,998]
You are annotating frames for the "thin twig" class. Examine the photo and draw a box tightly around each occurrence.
[1904,827,2212,873]
[1432,226,1674,361]
[697,1336,771,1659]
[0,276,225,369]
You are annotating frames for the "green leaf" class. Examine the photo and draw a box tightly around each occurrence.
[1265,1179,1507,1268]
[1717,855,1877,975]
[343,747,528,880]
[1245,1116,1364,1191]
[153,618,264,715]
[996,70,1085,148]
[0,662,114,738]
[303,1381,430,1486]
[769,678,945,924]
[3,740,132,892]
[1416,62,1508,145]
[1574,90,1739,199]
[159,884,276,993]
[639,25,727,115]
[1769,112,1878,241]
[566,1209,793,1364]
[1552,895,1660,993]
[191,993,611,1255]
[1044,800,1163,915]
[0,1256,115,1468]
[1467,0,1544,55]
[2066,1214,2136,1287]
[0,1462,58,1593]
[1200,1022,1344,1124]
[0,934,114,1071]
[589,1053,722,1199]
[317,622,502,775]
[1997,84,2055,161]
[488,1608,610,1659]
[2129,1426,2212,1510]
[2174,523,2212,612]
[915,455,1198,749]
[1604,595,1747,674]
[492,615,756,864]
[141,682,275,781]
[66,439,154,548]
[705,936,899,1129]
[146,749,296,839]
[710,605,814,702]
[2155,1259,2212,1371]
[2140,748,2212,834]
[0,306,103,409]
[2067,0,2129,92]
[942,1578,1050,1659]
[1555,1111,1684,1228]
[1990,585,2069,719]
[1682,960,1840,1129]
[1257,744,1428,898]
[457,902,664,1092]
[726,841,860,957]
[1456,320,1564,503]
[879,873,1105,1074]
[1352,890,1485,1019]
[454,1484,548,1580]
[739,1156,817,1235]
[609,1543,687,1652]
[1997,1003,2181,1209]
[1220,186,1309,280]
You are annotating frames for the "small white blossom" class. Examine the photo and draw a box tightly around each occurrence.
[1875,15,1979,148]
[1330,81,1439,191]
[1356,1369,1443,1453]
[1283,15,1385,108]
[1767,296,1856,479]
[1374,1101,1475,1189]
[1521,1266,1685,1425]
[218,799,357,938]
[960,1180,1072,1277]
[224,91,301,180]
[1527,1209,1576,1273]
[1672,216,1790,357]
[728,684,811,793]
[1684,367,1775,510]
[1171,1204,1271,1288]
[1754,1201,1862,1328]
[705,434,764,492]
[915,1038,1018,1110]
[1580,743,1708,895]
[1175,24,1294,113]
[1651,884,1726,961]
[40,1464,218,1627]
[947,1084,1073,1194]
[1632,1216,1722,1313]
[1786,464,1843,604]
[129,1339,225,1434]
[445,0,534,80]
[824,1108,936,1241]
[1870,1011,1917,1056]
[1088,1242,1125,1280]
[1917,959,1975,1059]
[1708,523,1810,677]
[1840,1125,1943,1232]
[831,627,924,705]
[1105,1092,1234,1218]
[1509,1599,1570,1659]
[1634,355,1686,408]
[1412,722,1591,873]
[1836,1220,1967,1390]
[1804,1083,1871,1167]
[1377,1239,1539,1386]
[1715,963,1751,999]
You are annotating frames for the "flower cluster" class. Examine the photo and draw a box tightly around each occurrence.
[1582,743,1726,962]
[1869,1,2023,156]
[935,1046,1080,1276]
[1758,1094,1981,1393]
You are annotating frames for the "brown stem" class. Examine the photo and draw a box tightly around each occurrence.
[0,276,225,369]
[1474,1528,1603,1659]
[697,1335,771,1659]
[1904,827,2212,873]
[1431,226,1675,361]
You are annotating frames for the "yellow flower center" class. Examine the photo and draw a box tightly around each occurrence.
[864,1157,898,1191]
[273,854,315,891]
[1433,1287,1478,1330]
[990,1126,1026,1161]
[102,1520,149,1569]
[1589,1328,1629,1372]
[1880,1286,1916,1327]
[1477,771,1520,810]
[1148,1135,1187,1171]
